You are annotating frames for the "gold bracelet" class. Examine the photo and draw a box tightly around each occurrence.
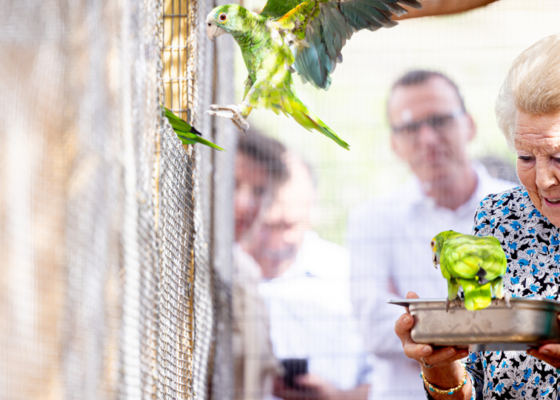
[420,362,468,395]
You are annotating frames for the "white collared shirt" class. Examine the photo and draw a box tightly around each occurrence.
[259,231,372,391]
[346,164,516,399]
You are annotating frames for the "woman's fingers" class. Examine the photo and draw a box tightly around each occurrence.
[396,292,467,367]
[527,345,560,368]
[394,312,434,359]
[420,347,469,368]
[538,344,560,357]
[405,291,419,313]
[404,342,433,360]
[395,313,418,348]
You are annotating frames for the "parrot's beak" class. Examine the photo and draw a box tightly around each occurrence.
[432,253,439,269]
[206,21,225,42]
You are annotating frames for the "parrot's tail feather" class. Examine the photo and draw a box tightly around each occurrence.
[459,278,492,311]
[303,114,350,150]
[189,125,203,136]
[289,99,350,150]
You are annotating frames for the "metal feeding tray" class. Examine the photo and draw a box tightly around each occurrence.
[389,298,560,351]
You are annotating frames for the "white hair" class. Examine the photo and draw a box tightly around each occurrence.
[496,33,560,151]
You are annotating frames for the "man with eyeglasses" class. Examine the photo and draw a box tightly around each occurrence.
[347,70,515,399]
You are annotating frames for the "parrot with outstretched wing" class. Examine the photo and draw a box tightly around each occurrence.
[431,230,510,312]
[163,107,225,151]
[205,0,421,150]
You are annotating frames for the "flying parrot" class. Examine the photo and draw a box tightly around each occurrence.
[204,0,421,150]
[430,230,510,312]
[163,107,225,151]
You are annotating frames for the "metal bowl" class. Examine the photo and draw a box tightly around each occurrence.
[389,298,560,351]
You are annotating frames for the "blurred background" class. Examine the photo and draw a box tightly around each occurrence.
[238,0,558,245]
[1,1,560,399]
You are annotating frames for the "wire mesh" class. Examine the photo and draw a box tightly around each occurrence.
[1,0,235,399]
[157,125,196,399]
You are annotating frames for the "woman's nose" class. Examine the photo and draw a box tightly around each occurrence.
[535,159,560,189]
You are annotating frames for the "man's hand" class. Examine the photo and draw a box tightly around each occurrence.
[527,314,560,368]
[273,374,335,400]
[273,374,369,400]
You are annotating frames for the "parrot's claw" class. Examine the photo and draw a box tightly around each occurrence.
[206,104,250,132]
[504,292,512,309]
[445,298,462,312]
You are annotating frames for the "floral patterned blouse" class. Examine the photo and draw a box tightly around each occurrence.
[443,186,560,399]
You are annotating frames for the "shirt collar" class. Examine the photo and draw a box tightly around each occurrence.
[265,231,318,281]
[410,162,493,216]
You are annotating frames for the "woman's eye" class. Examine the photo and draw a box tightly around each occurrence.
[517,156,533,162]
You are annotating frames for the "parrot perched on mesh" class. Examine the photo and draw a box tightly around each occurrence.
[430,230,511,312]
[204,0,421,150]
[163,107,225,151]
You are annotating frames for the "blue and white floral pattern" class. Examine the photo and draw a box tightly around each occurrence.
[463,186,560,399]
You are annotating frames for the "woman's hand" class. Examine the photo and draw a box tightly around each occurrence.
[395,291,468,368]
[395,292,471,398]
[527,314,560,368]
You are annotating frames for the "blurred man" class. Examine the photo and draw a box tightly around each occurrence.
[248,154,371,400]
[233,131,287,400]
[235,131,288,242]
[347,70,515,399]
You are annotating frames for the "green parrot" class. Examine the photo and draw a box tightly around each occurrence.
[430,230,511,312]
[205,0,421,150]
[163,107,225,151]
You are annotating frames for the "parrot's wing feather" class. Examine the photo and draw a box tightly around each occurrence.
[260,0,306,18]
[163,107,225,151]
[175,130,225,151]
[163,107,201,135]
[272,0,421,90]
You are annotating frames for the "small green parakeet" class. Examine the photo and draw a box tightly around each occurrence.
[205,0,421,150]
[163,107,225,151]
[431,230,510,312]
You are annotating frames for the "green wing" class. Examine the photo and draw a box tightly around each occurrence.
[163,107,225,151]
[442,235,507,280]
[264,0,421,90]
[439,233,506,311]
[260,0,306,18]
[441,239,482,281]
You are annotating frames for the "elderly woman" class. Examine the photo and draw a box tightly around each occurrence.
[395,33,560,399]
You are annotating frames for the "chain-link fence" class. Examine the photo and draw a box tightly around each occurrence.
[0,0,235,399]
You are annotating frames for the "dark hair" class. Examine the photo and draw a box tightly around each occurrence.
[237,129,288,182]
[388,69,466,112]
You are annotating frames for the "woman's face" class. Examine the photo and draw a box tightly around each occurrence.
[515,110,560,226]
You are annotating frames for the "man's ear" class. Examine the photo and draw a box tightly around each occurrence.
[465,113,477,142]
[391,134,404,160]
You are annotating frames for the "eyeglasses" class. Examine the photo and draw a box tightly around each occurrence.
[391,109,465,139]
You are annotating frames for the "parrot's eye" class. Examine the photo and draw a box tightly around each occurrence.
[219,13,227,22]
[430,240,435,249]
